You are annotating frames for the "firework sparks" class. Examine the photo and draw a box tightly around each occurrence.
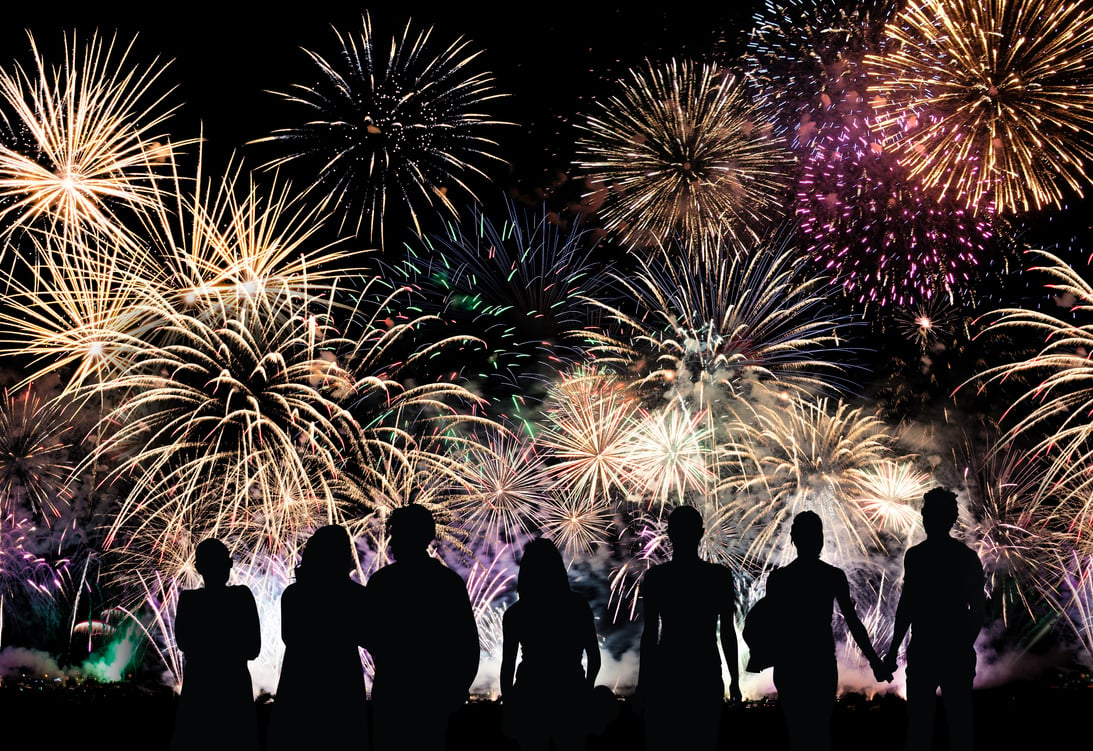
[0,387,74,520]
[722,395,903,569]
[743,0,898,143]
[537,370,640,507]
[255,12,509,244]
[575,58,791,257]
[864,0,1093,214]
[960,435,1062,622]
[536,489,614,560]
[858,461,930,537]
[796,116,992,308]
[583,234,851,408]
[970,250,1093,515]
[0,31,180,245]
[387,196,607,414]
[455,424,550,546]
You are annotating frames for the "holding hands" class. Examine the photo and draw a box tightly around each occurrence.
[870,655,895,684]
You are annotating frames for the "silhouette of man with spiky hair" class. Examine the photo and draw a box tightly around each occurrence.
[638,504,742,751]
[884,487,985,751]
[367,504,479,751]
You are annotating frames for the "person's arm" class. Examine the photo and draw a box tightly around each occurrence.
[965,550,986,648]
[173,590,194,655]
[834,568,889,681]
[582,601,601,689]
[500,607,519,698]
[637,574,660,694]
[279,584,302,646]
[719,572,741,701]
[455,576,481,697]
[239,586,261,660]
[885,552,915,673]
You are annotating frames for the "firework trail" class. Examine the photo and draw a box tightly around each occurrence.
[796,115,992,308]
[385,196,608,417]
[255,12,509,244]
[864,0,1093,214]
[582,233,852,409]
[958,433,1064,624]
[0,31,180,246]
[0,387,74,521]
[721,395,907,571]
[742,0,898,145]
[574,58,791,258]
[969,250,1093,528]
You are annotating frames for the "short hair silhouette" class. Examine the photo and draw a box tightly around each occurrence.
[516,537,570,599]
[193,538,232,585]
[922,487,959,533]
[790,510,824,557]
[666,504,703,546]
[194,537,231,568]
[388,503,436,549]
[298,524,354,579]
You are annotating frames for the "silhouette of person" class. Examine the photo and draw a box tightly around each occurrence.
[500,537,601,751]
[267,524,370,751]
[766,510,891,751]
[638,504,742,751]
[367,504,480,751]
[170,538,261,751]
[883,487,985,751]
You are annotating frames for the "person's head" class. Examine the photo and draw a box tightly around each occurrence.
[921,487,959,537]
[517,537,570,600]
[387,504,436,561]
[194,538,232,587]
[790,510,824,559]
[298,524,355,582]
[667,504,704,555]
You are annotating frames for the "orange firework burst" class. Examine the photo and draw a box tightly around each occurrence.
[864,0,1093,214]
[0,31,182,245]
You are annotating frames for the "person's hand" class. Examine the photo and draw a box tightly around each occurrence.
[883,650,899,677]
[728,680,743,703]
[870,658,894,684]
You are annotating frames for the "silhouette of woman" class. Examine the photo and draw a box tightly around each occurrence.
[170,538,261,751]
[765,511,890,751]
[267,525,370,751]
[500,537,601,751]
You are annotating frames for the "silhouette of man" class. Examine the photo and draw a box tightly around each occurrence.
[171,538,261,751]
[883,487,985,751]
[367,504,480,751]
[638,504,741,751]
[766,511,891,751]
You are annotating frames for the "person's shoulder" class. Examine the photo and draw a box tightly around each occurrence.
[228,584,257,601]
[954,539,983,567]
[699,559,735,584]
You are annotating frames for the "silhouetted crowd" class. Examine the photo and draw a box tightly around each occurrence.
[170,487,983,751]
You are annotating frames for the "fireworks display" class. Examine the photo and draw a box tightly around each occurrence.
[742,0,897,142]
[255,12,509,244]
[2,2,1093,711]
[864,0,1093,214]
[0,31,178,246]
[574,58,791,257]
